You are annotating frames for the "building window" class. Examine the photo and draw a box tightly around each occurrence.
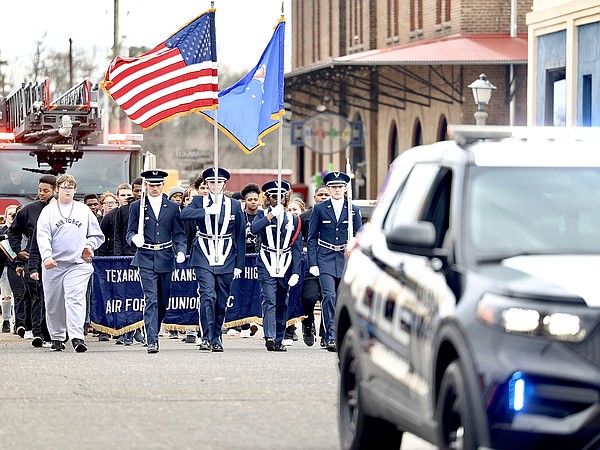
[298,1,305,67]
[352,112,367,199]
[387,0,400,44]
[389,121,399,165]
[582,75,592,127]
[349,0,364,52]
[329,0,334,57]
[312,0,321,63]
[545,69,566,126]
[413,118,423,147]
[437,115,448,141]
[436,0,451,24]
[410,0,423,32]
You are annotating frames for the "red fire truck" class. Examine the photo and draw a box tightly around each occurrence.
[0,78,144,218]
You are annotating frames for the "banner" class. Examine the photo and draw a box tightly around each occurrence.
[91,254,306,335]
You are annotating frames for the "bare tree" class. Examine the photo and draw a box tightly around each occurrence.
[27,35,104,98]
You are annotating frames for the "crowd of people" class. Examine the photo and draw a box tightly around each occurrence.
[0,167,362,354]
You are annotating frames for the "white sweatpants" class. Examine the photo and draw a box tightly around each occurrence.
[0,271,12,321]
[42,262,93,341]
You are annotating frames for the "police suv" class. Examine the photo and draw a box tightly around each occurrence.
[335,126,600,450]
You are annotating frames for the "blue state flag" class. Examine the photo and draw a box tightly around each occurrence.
[201,20,285,154]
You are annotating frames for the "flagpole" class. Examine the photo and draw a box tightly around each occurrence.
[346,157,354,243]
[275,116,283,274]
[213,108,220,263]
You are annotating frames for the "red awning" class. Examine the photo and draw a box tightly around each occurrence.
[334,34,528,65]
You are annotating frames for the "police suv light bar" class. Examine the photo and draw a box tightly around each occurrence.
[448,125,600,145]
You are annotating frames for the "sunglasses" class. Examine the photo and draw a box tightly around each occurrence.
[268,193,285,200]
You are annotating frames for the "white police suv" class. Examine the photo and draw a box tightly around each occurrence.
[335,126,600,450]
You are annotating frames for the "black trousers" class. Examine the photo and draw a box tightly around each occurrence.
[24,266,50,340]
[300,274,325,337]
[6,263,27,330]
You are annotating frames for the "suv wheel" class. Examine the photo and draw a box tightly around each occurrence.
[436,360,478,450]
[338,330,403,450]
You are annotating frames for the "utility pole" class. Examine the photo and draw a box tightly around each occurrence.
[69,38,73,87]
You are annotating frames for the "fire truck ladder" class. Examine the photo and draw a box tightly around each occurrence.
[3,78,102,174]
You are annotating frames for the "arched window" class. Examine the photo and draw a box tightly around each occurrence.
[389,121,399,164]
[412,118,423,147]
[352,112,367,199]
[437,115,448,141]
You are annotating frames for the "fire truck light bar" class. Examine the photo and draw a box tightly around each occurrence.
[107,133,143,143]
[0,132,16,141]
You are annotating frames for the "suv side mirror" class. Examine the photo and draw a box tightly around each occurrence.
[385,222,436,255]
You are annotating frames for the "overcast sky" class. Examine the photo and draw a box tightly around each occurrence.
[0,0,292,86]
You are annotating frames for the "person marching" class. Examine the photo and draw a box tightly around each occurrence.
[307,171,362,352]
[251,180,302,352]
[126,170,186,354]
[181,167,245,353]
[36,174,105,352]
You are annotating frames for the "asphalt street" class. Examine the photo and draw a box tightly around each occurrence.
[0,328,435,450]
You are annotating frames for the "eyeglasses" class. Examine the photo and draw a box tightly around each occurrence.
[60,185,75,191]
[103,201,117,206]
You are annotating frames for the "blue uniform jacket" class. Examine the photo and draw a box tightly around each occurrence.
[126,197,186,273]
[180,195,245,274]
[307,198,362,278]
[250,209,302,280]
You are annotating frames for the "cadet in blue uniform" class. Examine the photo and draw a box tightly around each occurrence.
[127,170,186,354]
[181,167,245,352]
[251,180,302,352]
[307,171,362,352]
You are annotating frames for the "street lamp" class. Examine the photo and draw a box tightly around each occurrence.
[468,73,497,125]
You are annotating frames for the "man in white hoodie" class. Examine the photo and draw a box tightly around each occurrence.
[36,174,105,352]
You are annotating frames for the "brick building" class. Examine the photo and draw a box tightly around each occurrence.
[285,0,532,199]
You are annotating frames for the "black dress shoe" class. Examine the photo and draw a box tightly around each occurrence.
[265,338,275,351]
[147,342,159,354]
[326,340,337,352]
[198,340,212,351]
[211,343,224,352]
[273,343,287,352]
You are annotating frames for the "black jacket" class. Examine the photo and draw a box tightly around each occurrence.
[114,204,136,256]
[8,200,49,265]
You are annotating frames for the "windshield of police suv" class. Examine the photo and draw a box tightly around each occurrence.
[467,166,600,260]
[0,150,133,198]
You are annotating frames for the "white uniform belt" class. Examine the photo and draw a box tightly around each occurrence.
[261,244,292,254]
[196,231,232,239]
[142,241,173,251]
[318,238,346,252]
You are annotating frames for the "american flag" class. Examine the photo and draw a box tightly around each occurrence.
[102,9,218,130]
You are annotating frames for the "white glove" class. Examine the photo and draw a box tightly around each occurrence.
[176,252,185,264]
[288,274,299,287]
[309,266,320,277]
[233,268,242,279]
[204,203,220,215]
[270,204,284,218]
[131,234,145,248]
